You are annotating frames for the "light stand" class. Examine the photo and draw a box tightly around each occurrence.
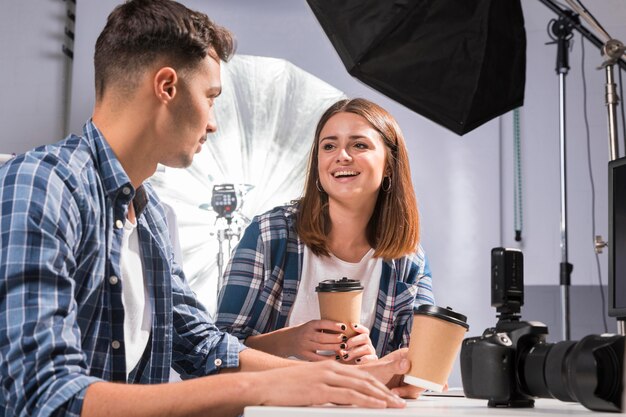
[601,39,626,336]
[539,0,626,338]
[204,183,254,292]
[215,218,242,290]
[547,13,575,341]
[602,39,625,162]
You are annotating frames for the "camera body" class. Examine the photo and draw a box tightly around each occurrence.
[461,319,551,407]
[460,248,624,412]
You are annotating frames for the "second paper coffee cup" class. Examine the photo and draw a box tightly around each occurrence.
[316,277,363,338]
[404,305,469,392]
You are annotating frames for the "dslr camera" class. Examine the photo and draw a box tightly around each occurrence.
[460,248,624,412]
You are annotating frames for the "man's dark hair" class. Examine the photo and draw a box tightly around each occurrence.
[94,0,235,100]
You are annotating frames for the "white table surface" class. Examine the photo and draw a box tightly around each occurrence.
[243,395,621,416]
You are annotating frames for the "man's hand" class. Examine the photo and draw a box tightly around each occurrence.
[358,348,426,399]
[248,360,406,409]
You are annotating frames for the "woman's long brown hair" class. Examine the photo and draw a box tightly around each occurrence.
[296,98,420,259]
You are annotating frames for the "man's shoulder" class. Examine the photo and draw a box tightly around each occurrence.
[3,135,94,183]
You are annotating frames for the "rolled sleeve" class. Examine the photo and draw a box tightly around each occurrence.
[204,331,247,374]
[30,375,101,417]
[170,259,247,377]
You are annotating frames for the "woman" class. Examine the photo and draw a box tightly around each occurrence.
[216,98,434,364]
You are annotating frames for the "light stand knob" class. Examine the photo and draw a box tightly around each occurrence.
[594,235,608,254]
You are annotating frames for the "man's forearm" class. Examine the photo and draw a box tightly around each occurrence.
[82,374,264,417]
[224,346,299,372]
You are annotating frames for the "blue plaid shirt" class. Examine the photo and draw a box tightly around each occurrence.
[0,121,243,417]
[216,204,434,357]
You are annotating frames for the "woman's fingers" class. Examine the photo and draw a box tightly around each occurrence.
[344,332,371,348]
[309,329,346,345]
[307,319,348,333]
[292,320,354,359]
[335,324,376,363]
[350,323,371,335]
[339,344,377,363]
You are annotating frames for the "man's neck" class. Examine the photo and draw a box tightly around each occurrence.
[92,101,159,189]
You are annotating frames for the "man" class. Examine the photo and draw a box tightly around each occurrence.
[0,1,417,416]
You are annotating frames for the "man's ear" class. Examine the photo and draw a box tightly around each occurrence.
[154,67,178,102]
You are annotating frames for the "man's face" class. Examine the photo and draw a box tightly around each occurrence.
[161,55,221,168]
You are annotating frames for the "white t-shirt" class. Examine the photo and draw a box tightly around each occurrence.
[120,218,152,379]
[287,246,382,331]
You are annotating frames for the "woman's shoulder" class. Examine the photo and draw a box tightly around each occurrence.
[253,202,299,229]
[391,244,427,268]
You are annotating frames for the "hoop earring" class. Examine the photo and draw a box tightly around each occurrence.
[316,179,325,193]
[382,176,392,192]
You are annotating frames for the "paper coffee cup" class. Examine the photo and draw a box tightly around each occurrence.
[316,277,364,338]
[404,305,469,392]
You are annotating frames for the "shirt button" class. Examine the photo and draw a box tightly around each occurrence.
[115,219,124,229]
[112,340,121,349]
[122,187,131,195]
[109,275,119,285]
[214,358,223,367]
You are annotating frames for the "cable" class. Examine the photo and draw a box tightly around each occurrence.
[617,67,626,157]
[513,108,523,242]
[564,0,611,42]
[581,34,609,333]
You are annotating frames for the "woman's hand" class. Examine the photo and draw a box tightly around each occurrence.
[287,319,349,361]
[338,323,378,364]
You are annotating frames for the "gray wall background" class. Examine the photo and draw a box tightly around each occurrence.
[1,0,625,387]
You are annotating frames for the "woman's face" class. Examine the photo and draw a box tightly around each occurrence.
[317,111,387,205]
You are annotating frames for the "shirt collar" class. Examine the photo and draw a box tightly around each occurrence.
[83,119,149,216]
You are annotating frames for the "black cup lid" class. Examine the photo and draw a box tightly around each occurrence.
[315,277,364,292]
[413,305,469,330]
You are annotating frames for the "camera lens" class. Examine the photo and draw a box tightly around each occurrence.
[543,340,576,402]
[521,342,551,398]
[520,334,623,412]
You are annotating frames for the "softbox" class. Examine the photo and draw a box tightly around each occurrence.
[307,0,526,135]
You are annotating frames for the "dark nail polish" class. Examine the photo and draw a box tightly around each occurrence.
[335,355,340,360]
[342,335,348,342]
[340,324,346,331]
[343,353,349,360]
[340,343,346,349]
